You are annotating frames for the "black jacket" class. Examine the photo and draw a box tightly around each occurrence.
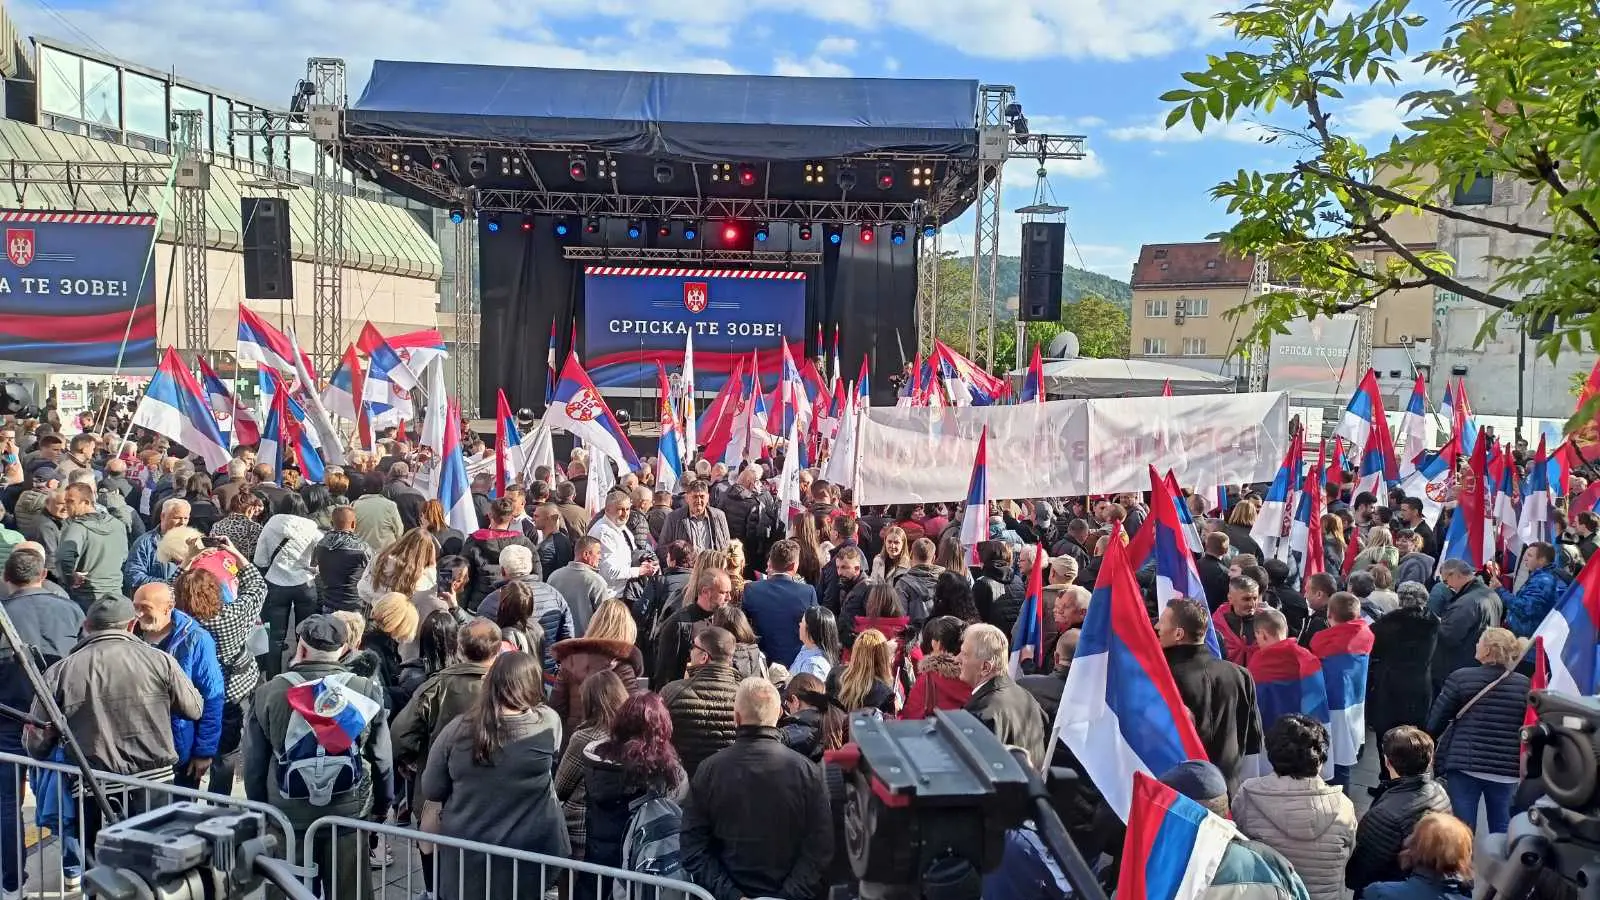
[461,528,537,611]
[536,531,573,577]
[1426,664,1530,779]
[1197,554,1232,612]
[1368,606,1439,736]
[818,540,857,608]
[681,726,832,900]
[1017,665,1069,722]
[653,602,715,688]
[1222,524,1265,561]
[1163,643,1263,797]
[387,483,427,530]
[0,586,84,733]
[716,483,765,547]
[965,674,1049,770]
[314,530,371,613]
[894,564,940,627]
[1269,584,1310,637]
[976,565,1026,636]
[1298,609,1330,648]
[1347,774,1451,896]
[1432,579,1502,693]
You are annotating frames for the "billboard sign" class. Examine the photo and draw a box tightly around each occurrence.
[582,266,806,391]
[1266,314,1360,397]
[0,211,158,373]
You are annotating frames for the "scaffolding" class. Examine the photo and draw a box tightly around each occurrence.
[969,85,1012,364]
[452,216,480,414]
[173,109,210,365]
[915,227,940,354]
[306,58,348,374]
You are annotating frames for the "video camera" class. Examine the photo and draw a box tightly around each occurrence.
[823,709,1105,900]
[83,803,312,900]
[1476,691,1600,900]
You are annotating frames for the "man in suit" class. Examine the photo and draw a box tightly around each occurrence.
[740,539,816,666]
[659,480,730,555]
[957,623,1048,769]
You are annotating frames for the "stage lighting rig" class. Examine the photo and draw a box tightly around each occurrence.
[684,221,699,240]
[860,224,876,243]
[922,223,938,239]
[626,219,644,239]
[837,165,857,192]
[710,163,734,184]
[826,225,843,245]
[500,154,523,177]
[568,154,589,182]
[430,153,449,173]
[754,223,769,242]
[658,222,672,238]
[448,207,466,224]
[890,224,906,245]
[484,212,502,233]
[738,163,758,187]
[467,152,488,181]
[387,151,412,174]
[876,163,895,190]
[798,224,814,241]
[804,162,827,184]
[911,165,935,188]
[721,222,739,242]
[598,157,618,180]
[289,79,315,114]
[654,161,675,184]
[549,214,566,236]
[585,217,601,234]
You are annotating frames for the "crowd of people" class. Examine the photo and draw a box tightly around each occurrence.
[0,416,1581,900]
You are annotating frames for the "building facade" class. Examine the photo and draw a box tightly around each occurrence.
[1127,241,1254,381]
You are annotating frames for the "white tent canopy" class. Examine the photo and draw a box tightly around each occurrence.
[1010,357,1236,399]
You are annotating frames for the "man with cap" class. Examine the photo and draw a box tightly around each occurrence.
[1154,761,1310,899]
[24,593,204,865]
[244,614,393,900]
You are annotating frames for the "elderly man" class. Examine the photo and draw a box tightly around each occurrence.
[134,582,224,790]
[681,676,832,900]
[589,490,658,596]
[958,623,1049,768]
[124,498,190,595]
[1431,557,1502,693]
[660,480,730,555]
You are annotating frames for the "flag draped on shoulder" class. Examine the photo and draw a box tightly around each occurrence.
[544,354,641,471]
[1054,524,1210,821]
[1310,619,1374,769]
[1533,551,1600,697]
[134,348,231,473]
[1245,638,1329,776]
[1117,772,1236,900]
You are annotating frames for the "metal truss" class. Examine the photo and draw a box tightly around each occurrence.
[1248,257,1271,391]
[916,228,940,354]
[970,84,1014,363]
[452,216,480,415]
[174,110,210,365]
[0,160,170,209]
[307,58,348,373]
[563,246,823,265]
[472,186,948,226]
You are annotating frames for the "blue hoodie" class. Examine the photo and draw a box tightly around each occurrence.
[155,609,225,764]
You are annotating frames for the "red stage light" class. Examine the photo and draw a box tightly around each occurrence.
[723,225,739,242]
[738,163,757,187]
[860,225,875,243]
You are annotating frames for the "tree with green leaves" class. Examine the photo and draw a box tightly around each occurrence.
[991,296,1130,374]
[1161,0,1600,364]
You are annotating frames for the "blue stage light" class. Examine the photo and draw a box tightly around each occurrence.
[554,219,570,236]
[684,221,699,240]
[448,208,465,224]
[923,224,937,239]
[890,225,906,245]
[754,224,769,242]
[485,213,501,233]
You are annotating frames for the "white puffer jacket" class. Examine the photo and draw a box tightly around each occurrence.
[1233,773,1357,900]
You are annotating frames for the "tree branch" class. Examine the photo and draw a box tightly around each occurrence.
[1530,145,1600,236]
[1296,162,1568,242]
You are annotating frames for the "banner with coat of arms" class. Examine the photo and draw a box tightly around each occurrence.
[0,210,158,373]
[580,266,805,392]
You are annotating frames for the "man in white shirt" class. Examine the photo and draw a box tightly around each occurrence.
[254,504,324,679]
[588,490,658,595]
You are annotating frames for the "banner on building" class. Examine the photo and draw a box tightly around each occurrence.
[1266,314,1360,397]
[582,266,805,391]
[853,392,1290,504]
[0,211,158,373]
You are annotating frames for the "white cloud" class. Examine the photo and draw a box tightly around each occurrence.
[1106,113,1269,144]
[674,24,735,49]
[882,56,901,73]
[772,55,853,77]
[1337,95,1408,140]
[1027,114,1105,134]
[814,36,859,57]
[1004,149,1107,185]
[876,0,1233,62]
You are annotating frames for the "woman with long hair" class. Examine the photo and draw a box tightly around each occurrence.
[551,598,645,728]
[1223,502,1267,560]
[491,581,544,657]
[184,474,222,533]
[872,526,911,582]
[359,527,439,615]
[396,610,460,713]
[930,571,981,623]
[711,604,769,679]
[209,491,264,560]
[364,593,419,710]
[581,693,687,872]
[723,541,749,602]
[829,628,898,717]
[934,534,970,583]
[790,606,841,680]
[788,513,825,586]
[851,579,910,654]
[902,616,972,718]
[420,652,568,899]
[553,670,628,862]
[1354,525,1401,574]
[779,672,845,760]
[1321,513,1347,576]
[421,498,466,557]
[172,536,267,795]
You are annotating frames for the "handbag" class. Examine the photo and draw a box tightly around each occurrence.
[1434,667,1515,769]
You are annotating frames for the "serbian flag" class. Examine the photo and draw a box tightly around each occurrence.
[320,345,366,423]
[768,340,808,438]
[259,377,325,484]
[1161,378,1173,398]
[1054,524,1210,821]
[544,353,641,471]
[440,400,478,533]
[1400,435,1459,524]
[494,389,523,496]
[133,348,231,473]
[283,673,382,756]
[1251,430,1302,559]
[1518,435,1555,551]
[1326,437,1345,487]
[1492,442,1522,568]
[237,307,314,377]
[1021,343,1045,404]
[1244,638,1330,777]
[959,427,990,558]
[197,356,260,448]
[857,355,871,407]
[1008,545,1048,677]
[1449,377,1480,454]
[1439,433,1491,572]
[1116,772,1235,900]
[698,357,746,466]
[384,328,446,379]
[1310,619,1374,769]
[1144,467,1223,658]
[1290,442,1327,582]
[655,362,684,494]
[1523,636,1547,759]
[1533,553,1600,696]
[1398,374,1429,477]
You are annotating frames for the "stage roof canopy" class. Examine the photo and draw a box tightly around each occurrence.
[1009,357,1237,398]
[348,62,981,162]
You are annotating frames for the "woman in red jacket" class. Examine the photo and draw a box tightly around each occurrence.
[902,616,972,718]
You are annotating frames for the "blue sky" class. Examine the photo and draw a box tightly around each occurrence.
[14,0,1452,279]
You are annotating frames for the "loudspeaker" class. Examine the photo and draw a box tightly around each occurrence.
[241,197,294,300]
[1018,221,1066,321]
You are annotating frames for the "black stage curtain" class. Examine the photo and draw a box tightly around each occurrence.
[478,220,918,419]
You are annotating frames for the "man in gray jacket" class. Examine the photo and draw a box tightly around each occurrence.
[25,594,203,860]
[55,483,130,611]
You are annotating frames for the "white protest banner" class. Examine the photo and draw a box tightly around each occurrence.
[853,392,1289,504]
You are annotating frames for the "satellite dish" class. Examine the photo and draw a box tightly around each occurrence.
[1047,331,1080,359]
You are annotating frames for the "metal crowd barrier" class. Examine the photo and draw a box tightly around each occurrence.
[0,750,298,898]
[302,816,717,900]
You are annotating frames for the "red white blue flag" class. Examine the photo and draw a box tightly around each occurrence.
[1117,771,1235,900]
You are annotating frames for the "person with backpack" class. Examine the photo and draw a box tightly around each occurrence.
[242,614,393,900]
[420,651,568,900]
[681,677,833,900]
[580,691,689,897]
